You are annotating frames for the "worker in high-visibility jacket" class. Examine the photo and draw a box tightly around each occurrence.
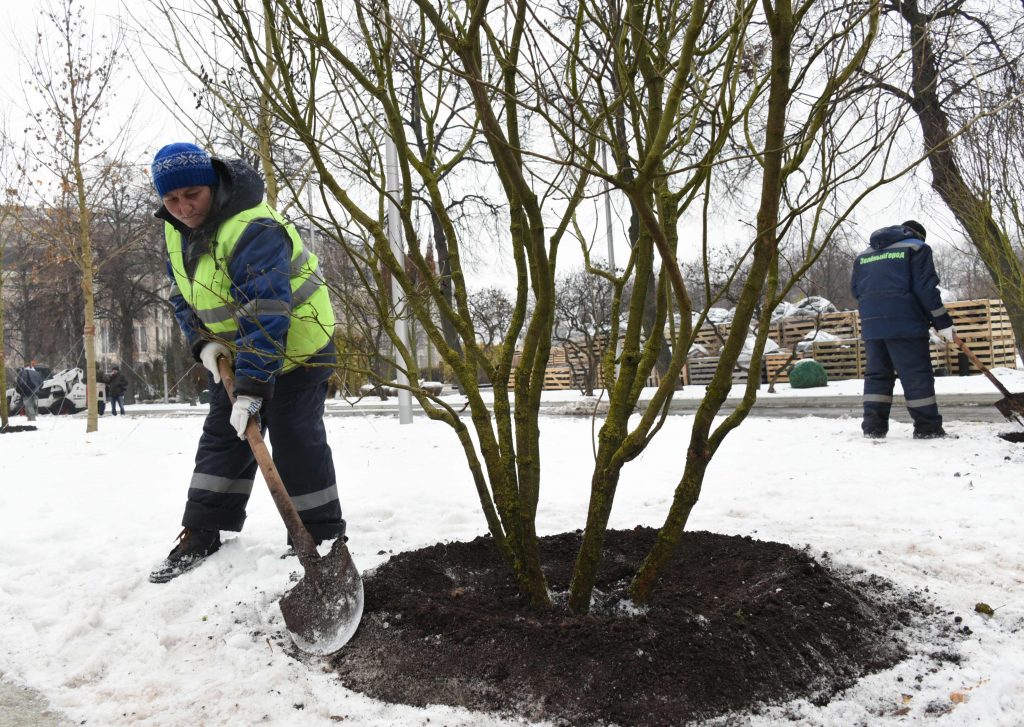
[147,142,343,583]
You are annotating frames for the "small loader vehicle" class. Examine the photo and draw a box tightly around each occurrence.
[5,367,106,415]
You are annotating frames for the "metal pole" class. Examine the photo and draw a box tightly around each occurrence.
[307,175,315,245]
[386,136,414,424]
[602,144,615,271]
[603,145,621,380]
[163,359,169,404]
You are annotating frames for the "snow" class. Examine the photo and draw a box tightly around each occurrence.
[2,373,1024,726]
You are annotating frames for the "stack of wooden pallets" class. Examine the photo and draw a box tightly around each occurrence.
[778,311,860,348]
[513,299,1016,391]
[946,299,1017,371]
[692,321,732,354]
[685,356,750,386]
[809,338,864,380]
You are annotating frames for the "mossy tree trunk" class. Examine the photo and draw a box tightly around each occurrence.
[893,0,1024,360]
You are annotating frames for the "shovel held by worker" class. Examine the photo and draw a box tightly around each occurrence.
[217,356,364,654]
[952,334,1024,426]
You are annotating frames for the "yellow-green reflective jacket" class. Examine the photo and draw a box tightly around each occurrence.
[165,202,335,381]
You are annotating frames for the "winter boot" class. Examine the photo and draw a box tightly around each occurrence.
[913,427,948,440]
[149,528,221,584]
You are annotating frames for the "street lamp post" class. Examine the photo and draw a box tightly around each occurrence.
[386,136,414,424]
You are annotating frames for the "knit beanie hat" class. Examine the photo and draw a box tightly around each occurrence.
[151,143,217,197]
[902,219,927,240]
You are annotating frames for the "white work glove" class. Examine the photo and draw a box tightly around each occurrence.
[199,342,232,383]
[936,326,955,342]
[229,395,263,439]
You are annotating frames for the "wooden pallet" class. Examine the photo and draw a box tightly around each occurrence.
[549,346,569,365]
[809,338,864,381]
[929,341,954,373]
[686,356,750,386]
[946,299,1017,370]
[779,311,860,348]
[763,352,798,382]
[540,364,575,390]
[692,322,731,354]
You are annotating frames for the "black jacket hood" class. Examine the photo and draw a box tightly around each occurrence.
[869,224,923,251]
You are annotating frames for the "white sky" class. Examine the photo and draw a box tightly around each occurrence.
[1,1,176,160]
[0,1,967,286]
[1,375,1023,725]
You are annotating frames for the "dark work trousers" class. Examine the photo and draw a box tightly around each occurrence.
[181,377,344,543]
[862,337,943,436]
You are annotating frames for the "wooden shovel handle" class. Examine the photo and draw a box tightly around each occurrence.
[952,334,1013,399]
[216,356,320,560]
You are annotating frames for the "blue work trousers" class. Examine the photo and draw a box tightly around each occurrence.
[181,377,344,542]
[862,337,943,436]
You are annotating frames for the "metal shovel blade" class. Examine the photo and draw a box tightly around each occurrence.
[279,538,364,656]
[995,393,1024,426]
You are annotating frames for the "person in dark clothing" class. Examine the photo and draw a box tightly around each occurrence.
[15,361,44,421]
[106,366,127,415]
[851,220,955,439]
[146,142,343,584]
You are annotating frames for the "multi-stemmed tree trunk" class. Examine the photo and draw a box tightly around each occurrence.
[193,0,914,613]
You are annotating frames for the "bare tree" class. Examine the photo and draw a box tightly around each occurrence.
[784,229,860,310]
[0,126,29,428]
[937,234,1002,300]
[191,0,917,614]
[92,161,167,398]
[468,287,515,351]
[22,0,133,432]
[554,268,614,397]
[880,1,1024,357]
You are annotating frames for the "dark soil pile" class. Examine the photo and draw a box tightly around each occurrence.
[998,431,1024,443]
[329,528,946,726]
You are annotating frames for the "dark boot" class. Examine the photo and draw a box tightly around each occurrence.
[913,428,948,439]
[149,528,221,584]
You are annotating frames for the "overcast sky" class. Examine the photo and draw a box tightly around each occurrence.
[0,0,194,173]
[0,1,965,276]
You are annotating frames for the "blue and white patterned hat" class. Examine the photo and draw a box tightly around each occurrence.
[151,142,217,196]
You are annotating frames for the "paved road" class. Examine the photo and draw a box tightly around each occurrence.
[70,391,1013,424]
[666,393,1010,423]
[313,392,1010,423]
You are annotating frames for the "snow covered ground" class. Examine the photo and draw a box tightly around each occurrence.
[1,373,1023,726]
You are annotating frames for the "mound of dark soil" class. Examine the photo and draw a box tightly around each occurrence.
[998,431,1024,443]
[330,528,944,726]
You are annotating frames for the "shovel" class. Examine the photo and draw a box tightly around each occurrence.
[218,356,364,655]
[951,334,1024,425]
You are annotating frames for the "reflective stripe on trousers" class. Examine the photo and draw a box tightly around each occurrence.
[182,376,344,542]
[862,337,942,435]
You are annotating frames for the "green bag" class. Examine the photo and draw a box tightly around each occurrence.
[788,359,828,389]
